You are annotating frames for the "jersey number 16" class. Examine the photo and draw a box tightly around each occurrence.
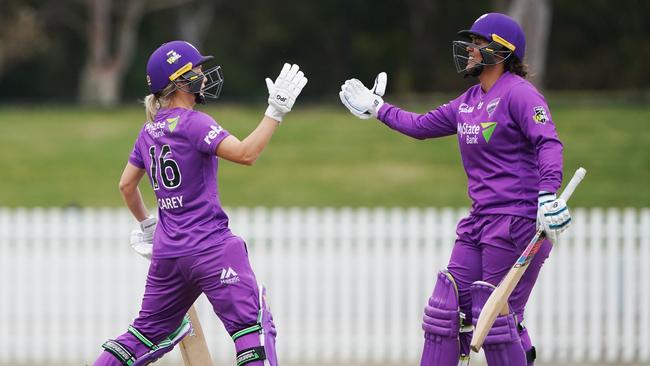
[148,145,182,190]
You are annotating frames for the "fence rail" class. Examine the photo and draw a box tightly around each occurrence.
[0,207,648,365]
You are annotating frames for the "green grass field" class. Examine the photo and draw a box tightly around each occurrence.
[1,99,648,207]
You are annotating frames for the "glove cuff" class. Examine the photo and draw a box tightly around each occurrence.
[538,191,556,206]
[372,98,385,117]
[265,105,284,123]
[140,215,157,234]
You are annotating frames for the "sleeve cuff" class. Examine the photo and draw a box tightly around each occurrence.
[376,102,392,123]
[128,157,145,169]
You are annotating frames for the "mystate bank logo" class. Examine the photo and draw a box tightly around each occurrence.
[457,122,498,144]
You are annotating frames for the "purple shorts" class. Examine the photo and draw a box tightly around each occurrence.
[447,214,552,323]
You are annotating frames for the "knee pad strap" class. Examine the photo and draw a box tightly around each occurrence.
[101,339,136,366]
[526,346,536,363]
[236,346,267,366]
[128,313,190,351]
[101,315,191,366]
[231,323,263,341]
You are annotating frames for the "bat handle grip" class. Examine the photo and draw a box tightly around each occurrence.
[558,167,587,202]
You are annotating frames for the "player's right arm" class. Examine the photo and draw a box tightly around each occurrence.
[118,162,151,221]
[339,73,457,139]
[216,117,279,166]
[216,63,308,166]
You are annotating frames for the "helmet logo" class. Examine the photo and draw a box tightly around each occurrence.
[146,75,152,86]
[166,50,182,64]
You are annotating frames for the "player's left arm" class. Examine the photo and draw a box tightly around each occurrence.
[510,84,569,242]
[509,84,563,192]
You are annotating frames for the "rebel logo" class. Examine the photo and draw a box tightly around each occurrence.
[203,124,224,144]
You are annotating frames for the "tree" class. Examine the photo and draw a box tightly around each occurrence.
[406,0,438,93]
[0,3,47,79]
[74,0,194,106]
[176,0,220,51]
[508,0,551,88]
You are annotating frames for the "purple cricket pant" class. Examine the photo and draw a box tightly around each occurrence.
[94,236,270,365]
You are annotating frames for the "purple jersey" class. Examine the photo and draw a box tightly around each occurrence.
[128,107,234,258]
[378,72,563,219]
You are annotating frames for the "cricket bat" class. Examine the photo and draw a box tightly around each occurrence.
[470,167,587,352]
[179,305,214,365]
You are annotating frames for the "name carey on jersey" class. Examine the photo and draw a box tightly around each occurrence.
[158,195,184,210]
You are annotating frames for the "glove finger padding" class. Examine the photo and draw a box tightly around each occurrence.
[296,75,308,93]
[285,64,300,83]
[372,72,387,96]
[265,78,275,93]
[349,79,367,94]
[278,63,291,80]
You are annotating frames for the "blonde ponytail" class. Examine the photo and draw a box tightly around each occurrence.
[144,94,159,123]
[143,83,177,122]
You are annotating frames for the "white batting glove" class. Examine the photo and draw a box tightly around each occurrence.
[265,63,308,122]
[537,192,572,244]
[129,216,157,260]
[339,72,387,119]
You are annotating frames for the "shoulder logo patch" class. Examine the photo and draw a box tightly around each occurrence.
[533,106,549,124]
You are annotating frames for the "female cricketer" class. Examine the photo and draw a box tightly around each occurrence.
[93,40,307,365]
[339,13,571,366]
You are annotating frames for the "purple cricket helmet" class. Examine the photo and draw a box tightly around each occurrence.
[146,40,224,102]
[458,13,526,61]
[147,41,212,93]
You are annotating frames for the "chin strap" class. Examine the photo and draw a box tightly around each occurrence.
[464,64,484,78]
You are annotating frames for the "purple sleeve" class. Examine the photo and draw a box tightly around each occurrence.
[186,111,231,154]
[376,102,457,139]
[509,84,563,193]
[128,132,145,169]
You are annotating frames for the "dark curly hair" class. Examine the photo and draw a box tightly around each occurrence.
[505,56,528,78]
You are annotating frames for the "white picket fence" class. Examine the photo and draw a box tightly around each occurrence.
[0,207,648,365]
